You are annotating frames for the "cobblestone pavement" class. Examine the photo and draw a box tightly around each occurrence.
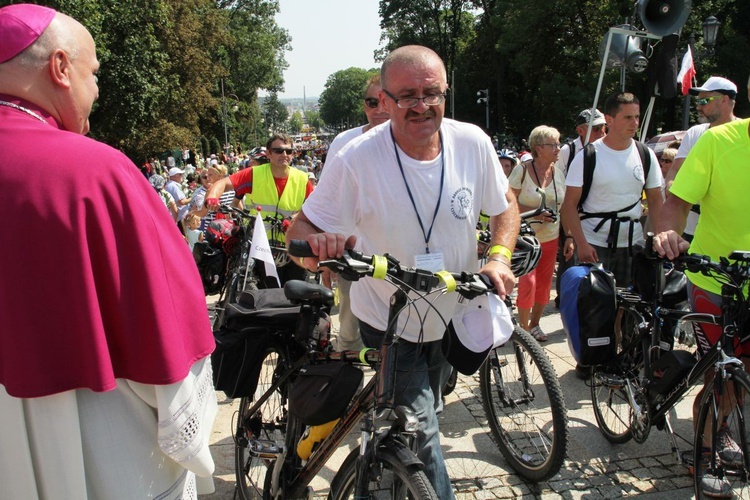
[201,298,699,499]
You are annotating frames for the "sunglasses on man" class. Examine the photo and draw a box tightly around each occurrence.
[271,148,295,155]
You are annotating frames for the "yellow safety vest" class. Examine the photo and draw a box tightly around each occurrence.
[245,165,308,243]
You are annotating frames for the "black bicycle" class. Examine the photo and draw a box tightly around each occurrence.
[587,235,750,498]
[233,240,534,499]
[474,191,569,481]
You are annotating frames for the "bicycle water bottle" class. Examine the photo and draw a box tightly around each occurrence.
[296,418,339,460]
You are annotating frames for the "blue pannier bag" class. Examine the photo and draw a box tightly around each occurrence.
[560,264,617,366]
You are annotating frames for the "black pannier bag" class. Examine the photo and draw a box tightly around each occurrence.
[211,289,300,399]
[560,264,618,366]
[211,326,273,399]
[288,362,363,425]
[193,241,226,296]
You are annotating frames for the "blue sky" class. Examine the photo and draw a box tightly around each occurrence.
[271,0,383,98]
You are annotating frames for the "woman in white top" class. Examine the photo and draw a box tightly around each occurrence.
[508,126,566,342]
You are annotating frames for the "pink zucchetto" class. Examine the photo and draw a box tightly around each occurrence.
[0,3,57,64]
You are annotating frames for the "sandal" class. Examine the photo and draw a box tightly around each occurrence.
[530,326,548,342]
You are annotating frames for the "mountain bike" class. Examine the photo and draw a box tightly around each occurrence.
[587,234,750,498]
[235,239,529,499]
[474,191,569,481]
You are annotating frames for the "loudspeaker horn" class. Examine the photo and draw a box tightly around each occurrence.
[598,25,649,74]
[638,0,692,37]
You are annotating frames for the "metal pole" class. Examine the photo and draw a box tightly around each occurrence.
[221,78,228,152]
[485,93,490,131]
[587,29,614,145]
[451,70,455,120]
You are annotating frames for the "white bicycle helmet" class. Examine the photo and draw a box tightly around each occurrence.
[511,235,542,277]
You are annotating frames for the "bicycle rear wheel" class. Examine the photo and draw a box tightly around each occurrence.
[694,365,750,499]
[235,344,291,500]
[479,326,568,482]
[329,447,438,500]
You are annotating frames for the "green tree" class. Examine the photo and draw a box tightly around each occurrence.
[289,111,304,134]
[262,92,289,132]
[318,68,376,129]
[305,109,324,132]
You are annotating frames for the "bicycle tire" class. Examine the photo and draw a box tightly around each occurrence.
[590,307,643,444]
[694,365,750,499]
[479,326,568,482]
[235,343,291,500]
[329,447,438,500]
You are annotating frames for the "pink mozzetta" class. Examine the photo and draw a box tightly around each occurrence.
[0,95,215,398]
[0,4,56,64]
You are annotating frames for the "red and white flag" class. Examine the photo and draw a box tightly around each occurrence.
[676,45,696,96]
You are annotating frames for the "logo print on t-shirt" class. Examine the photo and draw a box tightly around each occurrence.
[633,164,645,182]
[450,187,473,220]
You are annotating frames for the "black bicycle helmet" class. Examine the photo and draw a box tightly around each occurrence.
[511,235,542,277]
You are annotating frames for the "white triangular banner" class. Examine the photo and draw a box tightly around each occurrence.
[249,213,280,286]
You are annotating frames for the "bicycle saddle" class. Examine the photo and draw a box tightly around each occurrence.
[284,280,335,306]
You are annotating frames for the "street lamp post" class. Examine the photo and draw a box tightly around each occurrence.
[477,89,489,131]
[221,79,240,153]
[681,16,722,130]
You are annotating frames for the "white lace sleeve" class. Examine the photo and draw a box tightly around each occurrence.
[128,357,218,477]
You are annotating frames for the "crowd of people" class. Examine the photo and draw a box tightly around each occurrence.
[3,2,750,498]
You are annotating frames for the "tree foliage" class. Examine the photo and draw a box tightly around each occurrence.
[2,0,290,160]
[377,0,748,143]
[262,92,289,133]
[318,67,377,129]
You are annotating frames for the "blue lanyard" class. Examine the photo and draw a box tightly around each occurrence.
[390,128,445,254]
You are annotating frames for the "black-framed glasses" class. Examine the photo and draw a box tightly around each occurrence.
[382,89,447,109]
[541,143,562,150]
[271,147,295,155]
[364,97,380,109]
[659,158,673,164]
[696,95,723,106]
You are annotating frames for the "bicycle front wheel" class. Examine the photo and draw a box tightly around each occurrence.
[479,326,568,482]
[235,344,291,500]
[694,365,750,499]
[590,307,643,444]
[329,447,438,500]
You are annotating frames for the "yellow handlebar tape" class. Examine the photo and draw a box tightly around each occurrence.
[488,244,512,261]
[372,255,387,280]
[359,348,376,364]
[436,271,456,292]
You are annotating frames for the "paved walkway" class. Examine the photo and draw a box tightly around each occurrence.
[201,298,700,499]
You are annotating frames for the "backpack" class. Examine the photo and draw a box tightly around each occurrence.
[563,139,578,174]
[576,141,652,250]
[559,264,617,366]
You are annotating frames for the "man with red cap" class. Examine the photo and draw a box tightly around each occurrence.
[0,5,217,499]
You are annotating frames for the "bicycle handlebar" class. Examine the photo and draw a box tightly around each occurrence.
[287,240,495,300]
[519,188,557,223]
[642,232,750,291]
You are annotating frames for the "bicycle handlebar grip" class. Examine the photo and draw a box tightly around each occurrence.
[288,239,317,258]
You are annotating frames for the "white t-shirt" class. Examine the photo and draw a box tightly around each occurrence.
[554,136,583,176]
[566,139,662,248]
[325,126,366,166]
[304,119,509,342]
[675,123,710,236]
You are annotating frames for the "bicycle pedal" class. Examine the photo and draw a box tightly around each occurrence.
[248,439,282,459]
[595,372,625,388]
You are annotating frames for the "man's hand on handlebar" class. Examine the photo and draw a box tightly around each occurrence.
[652,230,690,261]
[299,232,358,272]
[479,259,515,300]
